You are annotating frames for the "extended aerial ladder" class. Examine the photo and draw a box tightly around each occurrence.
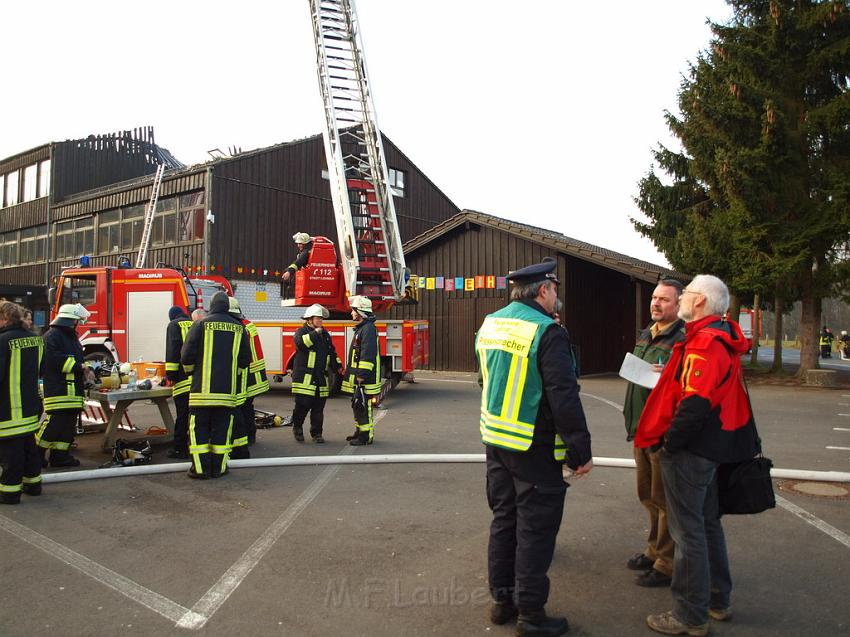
[134,163,166,269]
[308,0,407,312]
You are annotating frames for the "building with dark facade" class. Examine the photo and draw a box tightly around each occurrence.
[388,211,681,374]
[0,127,459,325]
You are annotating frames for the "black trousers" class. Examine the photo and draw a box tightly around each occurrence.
[486,445,567,610]
[173,393,190,453]
[0,435,42,502]
[241,397,257,444]
[188,407,233,478]
[292,393,327,437]
[35,410,79,459]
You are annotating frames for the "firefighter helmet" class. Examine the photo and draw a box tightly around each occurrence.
[292,232,311,245]
[302,304,330,320]
[51,303,91,326]
[228,296,242,316]
[349,296,373,314]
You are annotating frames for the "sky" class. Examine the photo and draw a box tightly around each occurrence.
[1,0,734,268]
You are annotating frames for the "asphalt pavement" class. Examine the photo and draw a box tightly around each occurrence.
[0,372,848,636]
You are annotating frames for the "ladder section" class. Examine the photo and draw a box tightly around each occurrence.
[134,163,166,269]
[309,0,406,308]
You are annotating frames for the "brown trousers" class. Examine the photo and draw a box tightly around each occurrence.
[634,446,674,575]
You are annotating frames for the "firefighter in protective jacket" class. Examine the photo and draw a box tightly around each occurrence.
[290,303,341,443]
[341,296,380,446]
[165,305,193,459]
[0,302,44,504]
[36,303,93,468]
[227,297,269,459]
[180,292,251,479]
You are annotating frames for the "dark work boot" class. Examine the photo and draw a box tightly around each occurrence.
[293,427,305,443]
[22,483,42,496]
[349,432,370,446]
[229,446,250,460]
[490,600,518,625]
[166,448,190,460]
[345,429,359,441]
[49,452,81,468]
[1,491,22,505]
[516,608,570,637]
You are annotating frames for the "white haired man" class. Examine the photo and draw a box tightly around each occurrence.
[636,275,760,636]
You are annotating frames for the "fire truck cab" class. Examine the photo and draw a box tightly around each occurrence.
[49,264,231,365]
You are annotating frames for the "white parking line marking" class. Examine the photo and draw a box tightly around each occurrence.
[834,428,850,432]
[0,514,194,624]
[581,392,623,411]
[826,446,850,451]
[776,495,850,550]
[178,410,388,630]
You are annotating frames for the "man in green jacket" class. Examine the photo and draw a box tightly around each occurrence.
[623,279,685,588]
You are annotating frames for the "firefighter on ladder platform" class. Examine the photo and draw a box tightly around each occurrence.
[342,296,380,446]
[0,302,45,505]
[227,297,269,459]
[165,305,193,459]
[281,232,313,291]
[36,303,94,468]
[290,303,341,444]
[180,292,251,479]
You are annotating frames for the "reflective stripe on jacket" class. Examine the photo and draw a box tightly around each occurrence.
[0,324,44,437]
[291,324,341,398]
[165,316,193,397]
[475,301,566,462]
[243,320,269,399]
[341,316,380,396]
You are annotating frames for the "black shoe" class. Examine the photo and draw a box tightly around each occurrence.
[229,447,250,460]
[212,467,230,478]
[49,455,81,468]
[22,483,42,496]
[294,428,305,443]
[166,449,190,459]
[1,492,22,505]
[490,600,518,625]
[187,467,209,480]
[516,609,569,637]
[349,436,371,446]
[636,568,672,588]
[345,429,359,441]
[312,435,325,444]
[627,553,654,571]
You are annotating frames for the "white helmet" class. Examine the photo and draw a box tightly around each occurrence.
[51,303,91,326]
[302,304,329,320]
[292,232,311,245]
[228,296,242,316]
[349,295,373,314]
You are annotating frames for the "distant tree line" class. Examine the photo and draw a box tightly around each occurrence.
[633,0,850,375]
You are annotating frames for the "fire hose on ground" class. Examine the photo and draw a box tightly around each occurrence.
[39,455,850,484]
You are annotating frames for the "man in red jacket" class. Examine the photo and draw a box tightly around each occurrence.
[637,275,759,637]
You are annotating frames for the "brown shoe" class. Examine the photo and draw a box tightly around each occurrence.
[646,611,708,636]
[709,607,732,622]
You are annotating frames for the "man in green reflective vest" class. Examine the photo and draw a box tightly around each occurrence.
[476,259,593,637]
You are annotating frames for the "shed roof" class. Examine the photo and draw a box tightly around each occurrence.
[403,209,688,284]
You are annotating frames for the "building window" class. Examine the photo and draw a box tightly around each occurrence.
[97,210,121,254]
[178,192,205,242]
[23,164,38,202]
[152,196,177,246]
[54,218,94,260]
[19,225,47,264]
[121,204,146,251]
[388,167,405,198]
[4,170,18,207]
[38,159,51,198]
[0,174,4,209]
[0,232,18,267]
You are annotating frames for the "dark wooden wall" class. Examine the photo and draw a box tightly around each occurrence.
[388,222,650,374]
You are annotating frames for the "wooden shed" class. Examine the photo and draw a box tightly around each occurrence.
[389,211,681,374]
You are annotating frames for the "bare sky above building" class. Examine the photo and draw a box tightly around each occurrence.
[1,0,732,267]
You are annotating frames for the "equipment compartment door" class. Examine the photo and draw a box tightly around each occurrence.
[127,291,173,362]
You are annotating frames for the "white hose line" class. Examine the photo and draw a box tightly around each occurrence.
[39,454,850,484]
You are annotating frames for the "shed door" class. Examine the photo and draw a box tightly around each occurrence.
[127,291,173,362]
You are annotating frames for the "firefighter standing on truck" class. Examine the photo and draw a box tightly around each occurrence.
[36,303,94,468]
[341,296,380,446]
[227,297,269,459]
[180,292,251,479]
[165,305,193,460]
[290,303,341,444]
[282,232,313,283]
[0,302,45,505]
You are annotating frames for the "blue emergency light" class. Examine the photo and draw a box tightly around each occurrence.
[80,255,91,267]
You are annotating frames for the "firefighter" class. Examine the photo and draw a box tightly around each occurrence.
[341,295,380,446]
[290,304,341,443]
[165,305,193,459]
[281,232,313,284]
[180,292,251,479]
[0,302,44,505]
[227,297,269,459]
[36,303,93,468]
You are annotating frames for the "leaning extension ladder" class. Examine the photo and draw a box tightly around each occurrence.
[134,163,166,269]
[309,0,407,307]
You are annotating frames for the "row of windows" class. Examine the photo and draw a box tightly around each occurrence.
[0,192,206,267]
[0,159,50,208]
